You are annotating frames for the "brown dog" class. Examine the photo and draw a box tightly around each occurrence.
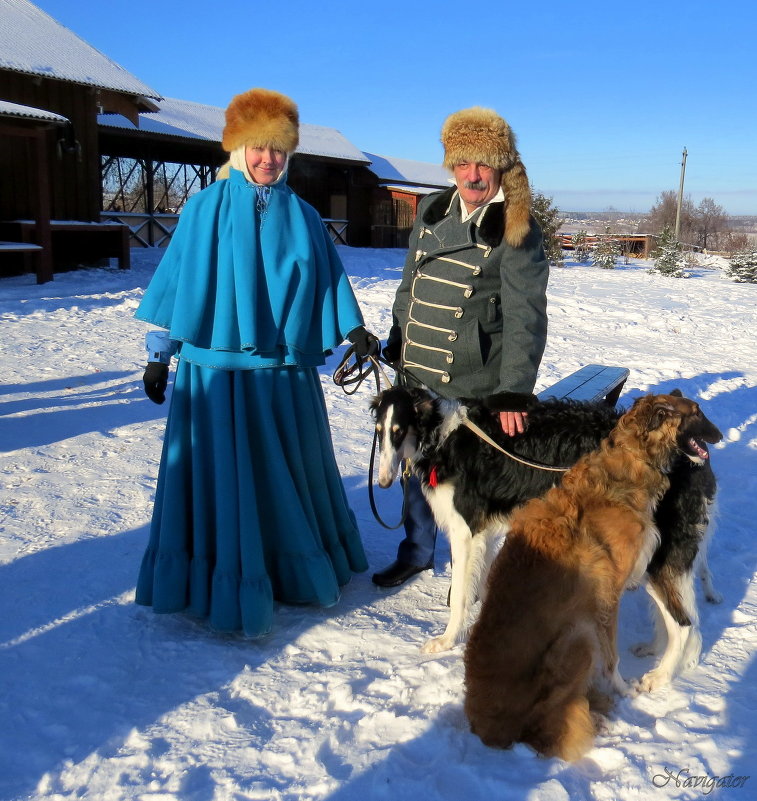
[463,393,722,761]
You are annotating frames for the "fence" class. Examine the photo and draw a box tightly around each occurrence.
[100,211,179,248]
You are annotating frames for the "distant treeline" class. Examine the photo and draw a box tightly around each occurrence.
[561,211,757,228]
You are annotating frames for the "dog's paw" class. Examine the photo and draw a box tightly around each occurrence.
[591,712,611,735]
[421,635,455,654]
[705,589,723,604]
[631,668,670,695]
[631,641,656,658]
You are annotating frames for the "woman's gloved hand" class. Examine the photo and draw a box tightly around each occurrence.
[143,362,169,404]
[347,326,380,358]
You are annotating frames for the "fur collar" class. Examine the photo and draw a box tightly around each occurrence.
[422,187,505,248]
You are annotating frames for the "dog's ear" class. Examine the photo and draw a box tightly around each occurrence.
[670,388,683,398]
[648,400,677,431]
[369,394,381,418]
[408,386,430,405]
[409,387,435,420]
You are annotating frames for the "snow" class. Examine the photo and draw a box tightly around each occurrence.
[1,248,756,801]
[363,153,450,190]
[0,100,68,124]
[295,123,370,165]
[98,98,369,164]
[98,98,226,143]
[0,0,160,98]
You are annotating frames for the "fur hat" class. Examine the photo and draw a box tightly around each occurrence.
[222,88,299,154]
[441,106,532,247]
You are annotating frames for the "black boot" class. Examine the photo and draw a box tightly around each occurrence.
[372,559,433,588]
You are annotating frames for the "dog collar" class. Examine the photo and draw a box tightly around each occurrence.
[429,465,439,488]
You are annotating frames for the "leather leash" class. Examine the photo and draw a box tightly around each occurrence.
[461,417,571,473]
[333,346,413,528]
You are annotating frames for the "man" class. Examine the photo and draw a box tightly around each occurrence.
[372,106,549,588]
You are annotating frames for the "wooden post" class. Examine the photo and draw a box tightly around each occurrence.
[674,147,688,242]
[34,127,54,283]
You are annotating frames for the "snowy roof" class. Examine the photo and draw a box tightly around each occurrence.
[99,97,370,163]
[0,99,68,124]
[99,97,224,141]
[380,184,447,196]
[0,0,161,99]
[297,123,369,164]
[364,152,450,188]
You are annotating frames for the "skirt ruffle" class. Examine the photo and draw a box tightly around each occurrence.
[136,361,367,637]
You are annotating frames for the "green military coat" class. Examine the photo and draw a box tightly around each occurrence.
[390,187,549,399]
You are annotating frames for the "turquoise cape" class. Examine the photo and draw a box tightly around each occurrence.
[135,168,363,368]
[134,171,368,636]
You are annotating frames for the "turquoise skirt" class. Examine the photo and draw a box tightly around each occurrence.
[136,360,367,637]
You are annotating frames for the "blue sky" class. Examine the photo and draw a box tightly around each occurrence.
[33,0,757,215]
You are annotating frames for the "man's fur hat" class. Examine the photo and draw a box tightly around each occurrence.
[222,88,299,154]
[441,106,532,247]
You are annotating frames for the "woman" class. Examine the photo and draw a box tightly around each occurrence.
[135,88,375,637]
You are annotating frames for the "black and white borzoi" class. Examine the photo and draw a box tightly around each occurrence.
[370,385,720,690]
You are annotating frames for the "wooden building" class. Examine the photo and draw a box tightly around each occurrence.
[0,0,162,281]
[99,100,372,248]
[359,153,450,247]
[1,1,453,284]
[559,232,656,258]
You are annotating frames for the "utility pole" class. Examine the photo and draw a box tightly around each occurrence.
[675,147,688,241]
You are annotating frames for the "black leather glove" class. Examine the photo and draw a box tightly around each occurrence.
[143,362,169,404]
[482,391,537,413]
[347,326,380,358]
[382,325,402,364]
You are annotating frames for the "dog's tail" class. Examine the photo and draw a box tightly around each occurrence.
[521,624,598,761]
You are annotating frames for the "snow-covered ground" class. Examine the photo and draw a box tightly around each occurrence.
[1,247,756,801]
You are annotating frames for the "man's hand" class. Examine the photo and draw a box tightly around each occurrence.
[382,325,402,365]
[499,410,528,437]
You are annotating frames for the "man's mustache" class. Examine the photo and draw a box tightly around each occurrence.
[463,180,487,191]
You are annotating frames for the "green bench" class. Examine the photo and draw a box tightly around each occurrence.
[538,364,630,407]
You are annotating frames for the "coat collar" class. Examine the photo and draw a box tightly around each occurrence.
[422,187,504,248]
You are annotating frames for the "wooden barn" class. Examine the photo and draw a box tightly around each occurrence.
[1,1,453,283]
[559,232,656,258]
[359,153,450,247]
[98,98,372,249]
[0,0,162,282]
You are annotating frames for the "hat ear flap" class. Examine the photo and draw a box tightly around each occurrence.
[501,160,532,247]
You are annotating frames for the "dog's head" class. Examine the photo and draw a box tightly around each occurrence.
[622,390,722,467]
[369,386,435,488]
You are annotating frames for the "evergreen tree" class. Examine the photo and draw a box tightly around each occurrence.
[531,190,564,267]
[649,225,688,278]
[725,250,757,283]
[571,229,591,263]
[591,227,620,269]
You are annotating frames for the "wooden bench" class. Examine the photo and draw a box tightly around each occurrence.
[0,240,48,282]
[0,241,43,252]
[3,219,130,274]
[538,364,630,406]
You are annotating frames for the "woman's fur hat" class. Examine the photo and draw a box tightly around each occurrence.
[222,88,299,154]
[441,106,532,247]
